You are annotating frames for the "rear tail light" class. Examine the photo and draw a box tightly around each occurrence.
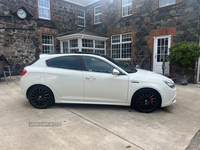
[21,69,27,76]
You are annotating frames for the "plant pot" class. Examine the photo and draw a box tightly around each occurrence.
[175,76,188,85]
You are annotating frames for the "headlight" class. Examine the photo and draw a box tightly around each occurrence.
[163,79,175,88]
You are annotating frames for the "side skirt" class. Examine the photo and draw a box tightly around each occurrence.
[55,100,131,106]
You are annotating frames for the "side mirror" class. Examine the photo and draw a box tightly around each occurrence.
[112,69,120,75]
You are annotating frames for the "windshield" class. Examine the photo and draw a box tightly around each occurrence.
[102,55,137,73]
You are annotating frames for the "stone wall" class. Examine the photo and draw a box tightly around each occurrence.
[0,0,78,74]
[0,0,200,82]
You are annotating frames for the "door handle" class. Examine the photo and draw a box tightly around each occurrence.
[155,54,157,59]
[86,76,96,80]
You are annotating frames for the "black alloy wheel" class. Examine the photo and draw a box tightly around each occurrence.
[133,89,160,113]
[28,86,54,109]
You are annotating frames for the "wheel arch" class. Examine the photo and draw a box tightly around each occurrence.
[131,87,162,108]
[26,84,55,102]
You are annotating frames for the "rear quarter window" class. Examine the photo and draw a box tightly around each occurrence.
[46,56,78,70]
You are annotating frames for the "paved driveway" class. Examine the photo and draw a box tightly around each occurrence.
[0,77,200,150]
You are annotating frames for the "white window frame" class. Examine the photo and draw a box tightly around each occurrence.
[111,33,131,60]
[78,9,85,27]
[60,38,106,55]
[42,35,54,54]
[94,5,101,24]
[122,0,132,17]
[38,0,51,20]
[159,0,176,8]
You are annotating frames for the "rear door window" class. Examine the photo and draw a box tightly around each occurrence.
[46,56,79,70]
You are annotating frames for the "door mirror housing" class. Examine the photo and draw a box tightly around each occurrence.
[112,69,120,75]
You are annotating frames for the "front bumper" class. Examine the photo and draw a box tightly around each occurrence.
[161,87,177,107]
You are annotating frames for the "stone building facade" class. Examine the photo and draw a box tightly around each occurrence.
[0,0,200,83]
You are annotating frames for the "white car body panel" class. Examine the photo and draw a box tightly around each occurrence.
[82,71,128,103]
[43,67,84,101]
[20,54,176,108]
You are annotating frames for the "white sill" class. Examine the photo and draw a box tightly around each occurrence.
[39,17,51,20]
[122,14,132,18]
[94,22,101,25]
[159,3,175,8]
[78,25,85,27]
[114,58,131,61]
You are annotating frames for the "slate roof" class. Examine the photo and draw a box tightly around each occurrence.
[57,28,108,38]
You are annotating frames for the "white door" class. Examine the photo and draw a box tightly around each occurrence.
[153,35,171,74]
[82,56,129,103]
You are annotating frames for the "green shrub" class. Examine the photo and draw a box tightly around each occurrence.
[167,41,200,66]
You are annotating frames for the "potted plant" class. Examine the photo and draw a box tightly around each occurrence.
[167,41,200,85]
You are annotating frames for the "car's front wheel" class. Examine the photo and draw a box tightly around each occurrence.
[132,89,161,113]
[28,86,54,109]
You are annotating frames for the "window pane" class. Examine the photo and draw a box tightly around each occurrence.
[43,45,53,54]
[70,49,79,53]
[165,47,168,54]
[95,41,104,48]
[42,35,54,54]
[159,0,175,7]
[112,44,120,58]
[38,0,50,8]
[161,39,165,46]
[82,49,94,53]
[47,56,78,70]
[94,6,101,14]
[161,47,165,55]
[122,43,131,58]
[82,39,93,47]
[63,42,68,53]
[123,5,132,17]
[39,8,50,19]
[95,50,105,55]
[95,15,101,24]
[78,9,85,17]
[112,35,120,43]
[78,18,85,26]
[83,56,114,73]
[165,38,168,45]
[42,35,52,44]
[122,33,131,42]
[158,47,160,55]
[70,39,78,48]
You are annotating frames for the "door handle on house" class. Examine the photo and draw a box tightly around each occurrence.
[86,76,96,80]
[155,54,157,59]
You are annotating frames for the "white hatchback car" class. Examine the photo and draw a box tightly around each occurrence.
[20,53,176,113]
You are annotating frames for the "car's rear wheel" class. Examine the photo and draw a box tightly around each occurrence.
[28,86,54,109]
[132,89,160,113]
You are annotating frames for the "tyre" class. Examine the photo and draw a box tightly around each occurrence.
[28,86,54,109]
[132,89,161,113]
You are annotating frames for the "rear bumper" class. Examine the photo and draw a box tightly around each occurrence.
[20,75,33,98]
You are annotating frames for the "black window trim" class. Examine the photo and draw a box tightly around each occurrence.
[80,56,125,75]
[46,55,82,71]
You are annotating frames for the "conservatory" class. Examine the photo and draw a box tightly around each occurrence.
[56,28,109,55]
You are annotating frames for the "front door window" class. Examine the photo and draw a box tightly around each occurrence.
[157,38,169,63]
[83,56,114,73]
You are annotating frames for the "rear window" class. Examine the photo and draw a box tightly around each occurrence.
[46,56,78,70]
